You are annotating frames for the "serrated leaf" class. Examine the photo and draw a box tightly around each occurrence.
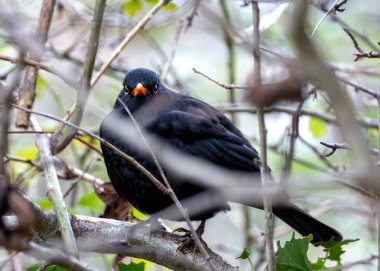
[118,261,145,271]
[311,258,325,270]
[236,248,251,260]
[124,0,142,16]
[275,233,313,271]
[37,199,52,210]
[323,239,359,265]
[309,117,327,138]
[78,191,104,213]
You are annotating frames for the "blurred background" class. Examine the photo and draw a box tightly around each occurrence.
[1,0,380,270]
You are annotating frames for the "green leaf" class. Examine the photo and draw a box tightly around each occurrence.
[323,239,359,265]
[275,233,313,271]
[236,248,251,260]
[78,191,104,213]
[118,261,145,271]
[236,248,256,271]
[37,199,52,210]
[310,258,325,270]
[163,2,176,10]
[124,0,143,16]
[309,117,327,138]
[27,263,68,271]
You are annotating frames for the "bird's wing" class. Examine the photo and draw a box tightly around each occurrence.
[147,108,260,172]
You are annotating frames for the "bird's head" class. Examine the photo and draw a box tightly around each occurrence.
[123,68,162,97]
[115,68,163,111]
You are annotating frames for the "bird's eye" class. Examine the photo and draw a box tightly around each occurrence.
[124,85,130,95]
[153,85,158,94]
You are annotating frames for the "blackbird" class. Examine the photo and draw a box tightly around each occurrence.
[100,68,342,244]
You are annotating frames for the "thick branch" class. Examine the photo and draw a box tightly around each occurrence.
[4,212,237,271]
[33,118,78,256]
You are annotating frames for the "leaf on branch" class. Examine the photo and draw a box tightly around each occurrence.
[118,261,145,271]
[322,238,359,265]
[275,233,313,271]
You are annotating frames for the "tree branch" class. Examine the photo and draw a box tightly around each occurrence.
[4,210,237,271]
[251,2,275,270]
[16,0,55,128]
[51,0,106,154]
[32,117,78,256]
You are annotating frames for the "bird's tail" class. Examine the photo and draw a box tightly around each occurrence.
[272,203,343,244]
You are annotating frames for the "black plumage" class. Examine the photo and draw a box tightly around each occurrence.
[100,68,342,244]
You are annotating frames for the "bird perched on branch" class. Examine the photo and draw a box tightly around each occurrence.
[100,68,342,247]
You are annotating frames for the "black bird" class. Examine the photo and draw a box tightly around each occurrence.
[99,68,342,245]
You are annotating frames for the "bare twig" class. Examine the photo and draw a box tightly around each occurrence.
[251,2,275,270]
[27,242,93,271]
[343,28,380,61]
[334,0,348,12]
[0,54,82,90]
[14,104,168,195]
[337,75,379,98]
[290,0,380,193]
[16,0,55,128]
[161,20,184,83]
[52,0,106,154]
[216,104,379,129]
[320,141,379,157]
[91,0,171,87]
[299,137,337,170]
[185,0,202,30]
[192,68,248,89]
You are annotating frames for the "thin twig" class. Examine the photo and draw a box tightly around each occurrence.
[343,27,380,61]
[320,141,379,157]
[13,104,170,197]
[251,2,275,270]
[52,0,106,154]
[192,68,248,89]
[27,242,93,271]
[216,104,379,129]
[0,251,18,270]
[91,0,171,87]
[334,0,348,12]
[185,0,202,30]
[311,0,340,38]
[290,0,380,194]
[161,20,184,83]
[16,0,56,128]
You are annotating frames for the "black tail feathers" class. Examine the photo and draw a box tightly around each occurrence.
[273,204,343,244]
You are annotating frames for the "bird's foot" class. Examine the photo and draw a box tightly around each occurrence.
[174,220,206,252]
[125,217,165,245]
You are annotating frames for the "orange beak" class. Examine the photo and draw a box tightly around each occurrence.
[132,83,148,97]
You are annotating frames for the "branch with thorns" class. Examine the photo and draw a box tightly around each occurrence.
[343,28,380,61]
